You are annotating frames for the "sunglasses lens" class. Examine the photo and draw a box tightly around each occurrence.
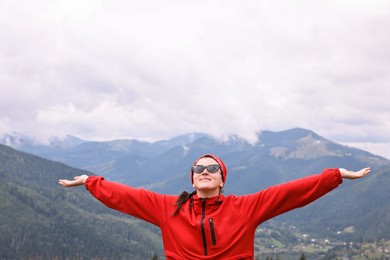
[207,165,220,173]
[193,165,205,173]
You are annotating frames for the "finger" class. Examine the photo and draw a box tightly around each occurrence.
[358,167,371,177]
[58,179,68,186]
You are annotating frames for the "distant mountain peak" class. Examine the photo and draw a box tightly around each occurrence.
[269,133,341,159]
[0,132,43,148]
[0,132,86,149]
[257,128,346,160]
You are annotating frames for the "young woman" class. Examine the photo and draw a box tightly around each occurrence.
[59,154,371,260]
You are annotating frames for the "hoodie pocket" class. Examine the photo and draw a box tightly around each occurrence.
[209,218,217,246]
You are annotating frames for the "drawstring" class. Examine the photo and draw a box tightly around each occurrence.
[215,194,222,205]
[215,187,224,204]
[189,192,195,207]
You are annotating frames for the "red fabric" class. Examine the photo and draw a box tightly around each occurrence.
[85,168,342,259]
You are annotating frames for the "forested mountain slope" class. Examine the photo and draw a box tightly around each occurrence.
[0,144,163,259]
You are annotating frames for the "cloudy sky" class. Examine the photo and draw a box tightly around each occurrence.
[1,0,389,159]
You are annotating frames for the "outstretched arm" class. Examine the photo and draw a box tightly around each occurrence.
[58,175,175,226]
[236,167,371,226]
[58,175,89,187]
[339,167,371,180]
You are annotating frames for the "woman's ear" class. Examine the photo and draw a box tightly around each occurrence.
[220,183,224,188]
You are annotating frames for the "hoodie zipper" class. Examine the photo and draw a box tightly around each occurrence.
[200,199,208,256]
[209,218,217,245]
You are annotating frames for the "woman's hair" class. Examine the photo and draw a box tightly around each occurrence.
[172,190,197,216]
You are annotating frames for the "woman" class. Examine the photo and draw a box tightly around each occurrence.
[59,154,371,260]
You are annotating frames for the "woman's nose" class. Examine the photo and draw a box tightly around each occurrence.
[201,169,209,174]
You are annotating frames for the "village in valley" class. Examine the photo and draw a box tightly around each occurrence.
[254,222,390,259]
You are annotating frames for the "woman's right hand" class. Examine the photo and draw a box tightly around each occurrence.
[58,175,89,187]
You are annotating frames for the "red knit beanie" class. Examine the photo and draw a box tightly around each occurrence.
[191,154,227,183]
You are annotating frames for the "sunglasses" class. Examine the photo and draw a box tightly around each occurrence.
[192,164,221,174]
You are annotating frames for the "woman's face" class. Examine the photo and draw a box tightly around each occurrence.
[192,157,224,197]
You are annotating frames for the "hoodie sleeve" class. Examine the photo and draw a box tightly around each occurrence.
[233,168,342,226]
[85,176,176,226]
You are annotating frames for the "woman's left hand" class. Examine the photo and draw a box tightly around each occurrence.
[339,167,371,180]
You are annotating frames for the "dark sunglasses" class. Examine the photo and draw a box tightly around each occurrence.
[192,164,221,174]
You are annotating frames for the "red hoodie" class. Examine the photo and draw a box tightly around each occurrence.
[85,168,342,259]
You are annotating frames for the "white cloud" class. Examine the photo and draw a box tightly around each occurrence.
[0,0,390,159]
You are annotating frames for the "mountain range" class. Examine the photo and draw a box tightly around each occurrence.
[4,128,388,194]
[1,128,389,258]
